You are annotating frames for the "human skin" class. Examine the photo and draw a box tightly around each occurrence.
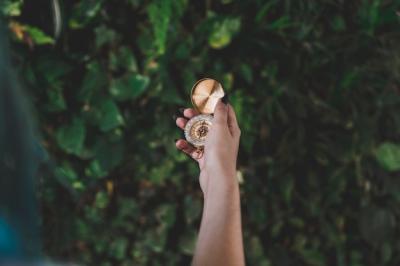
[175,99,245,266]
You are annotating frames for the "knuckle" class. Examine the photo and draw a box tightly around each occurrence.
[215,102,226,112]
[215,107,225,114]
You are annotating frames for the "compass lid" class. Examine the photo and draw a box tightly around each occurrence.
[190,78,225,114]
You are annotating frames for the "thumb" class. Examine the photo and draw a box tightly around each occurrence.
[213,99,228,125]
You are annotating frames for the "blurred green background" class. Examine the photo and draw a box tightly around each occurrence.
[3,0,400,265]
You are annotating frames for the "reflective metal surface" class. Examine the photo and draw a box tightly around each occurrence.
[191,78,225,114]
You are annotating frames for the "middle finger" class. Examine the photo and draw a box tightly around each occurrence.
[175,108,200,130]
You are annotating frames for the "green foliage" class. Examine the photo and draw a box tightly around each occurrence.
[147,0,188,54]
[68,0,105,29]
[110,74,149,101]
[23,26,55,45]
[5,0,400,265]
[0,0,22,16]
[56,117,86,156]
[209,17,241,49]
[376,142,400,171]
[95,99,125,132]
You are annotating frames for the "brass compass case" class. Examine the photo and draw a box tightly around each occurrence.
[184,78,225,147]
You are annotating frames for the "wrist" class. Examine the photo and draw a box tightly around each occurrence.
[200,168,239,197]
[201,172,241,217]
[201,165,237,182]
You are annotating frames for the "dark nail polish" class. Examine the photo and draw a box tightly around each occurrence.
[221,93,229,105]
[172,114,179,121]
[178,107,185,115]
[174,139,179,142]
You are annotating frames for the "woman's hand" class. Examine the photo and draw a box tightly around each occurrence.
[174,99,241,195]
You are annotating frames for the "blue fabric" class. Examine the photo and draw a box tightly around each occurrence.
[0,22,42,261]
[0,217,22,259]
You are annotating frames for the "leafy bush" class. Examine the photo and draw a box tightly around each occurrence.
[3,0,400,265]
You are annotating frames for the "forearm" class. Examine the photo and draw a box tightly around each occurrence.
[192,172,245,266]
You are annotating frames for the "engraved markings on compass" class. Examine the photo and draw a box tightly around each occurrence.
[191,120,212,141]
[184,114,214,147]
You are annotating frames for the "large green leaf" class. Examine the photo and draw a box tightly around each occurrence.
[376,142,400,172]
[55,117,86,155]
[78,62,107,102]
[147,0,187,54]
[24,26,55,45]
[209,17,241,49]
[45,86,66,112]
[147,0,173,55]
[109,46,138,73]
[69,0,105,29]
[95,25,118,48]
[109,237,128,260]
[54,164,84,192]
[96,100,125,132]
[358,0,381,35]
[36,57,72,84]
[110,74,149,101]
[85,138,124,178]
[1,0,22,16]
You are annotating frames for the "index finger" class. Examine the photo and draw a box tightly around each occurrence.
[183,108,200,119]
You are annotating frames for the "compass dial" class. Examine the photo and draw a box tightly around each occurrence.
[184,114,213,147]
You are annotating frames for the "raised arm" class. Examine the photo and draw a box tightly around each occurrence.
[175,98,245,266]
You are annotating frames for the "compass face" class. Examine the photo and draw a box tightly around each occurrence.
[184,114,213,147]
[191,78,225,114]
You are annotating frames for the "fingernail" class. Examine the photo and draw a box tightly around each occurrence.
[172,114,179,121]
[174,139,179,142]
[178,107,185,115]
[221,93,229,105]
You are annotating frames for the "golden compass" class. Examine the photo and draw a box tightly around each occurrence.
[184,78,225,147]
